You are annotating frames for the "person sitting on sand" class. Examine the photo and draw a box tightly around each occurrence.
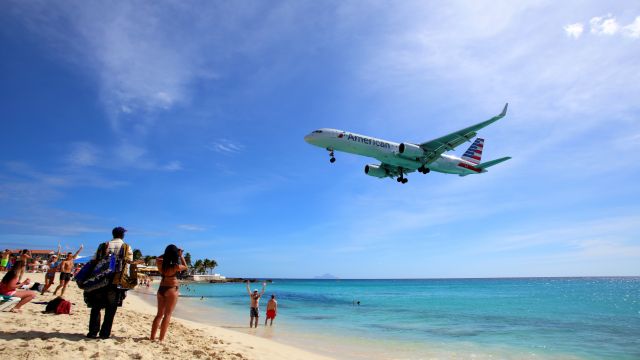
[246,280,266,328]
[53,244,83,297]
[265,294,277,326]
[150,244,188,341]
[0,270,36,313]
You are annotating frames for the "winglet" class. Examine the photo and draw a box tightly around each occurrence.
[500,103,508,117]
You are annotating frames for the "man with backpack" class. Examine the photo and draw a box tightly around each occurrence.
[85,226,133,339]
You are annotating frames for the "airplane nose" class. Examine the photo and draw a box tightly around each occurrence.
[304,134,312,143]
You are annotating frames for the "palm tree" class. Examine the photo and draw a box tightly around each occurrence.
[209,259,218,273]
[203,258,211,275]
[133,249,143,261]
[184,252,192,267]
[194,259,203,275]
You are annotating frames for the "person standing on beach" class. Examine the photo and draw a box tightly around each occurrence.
[53,244,83,296]
[265,294,277,326]
[246,280,266,328]
[150,245,188,341]
[85,226,133,339]
[0,249,10,271]
[14,249,31,282]
[41,245,61,294]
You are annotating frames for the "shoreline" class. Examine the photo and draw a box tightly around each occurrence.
[0,272,334,360]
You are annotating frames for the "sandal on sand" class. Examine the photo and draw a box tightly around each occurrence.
[10,308,22,313]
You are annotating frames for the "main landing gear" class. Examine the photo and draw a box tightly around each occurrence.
[396,169,408,184]
[418,166,430,174]
[327,149,336,163]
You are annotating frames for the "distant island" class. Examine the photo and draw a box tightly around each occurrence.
[314,273,339,280]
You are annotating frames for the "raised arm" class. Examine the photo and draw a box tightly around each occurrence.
[55,244,61,259]
[246,280,252,295]
[72,244,84,259]
[177,249,188,271]
[156,256,163,272]
[260,281,266,295]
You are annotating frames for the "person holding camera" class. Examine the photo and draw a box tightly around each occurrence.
[150,244,188,341]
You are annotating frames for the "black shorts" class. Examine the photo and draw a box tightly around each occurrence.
[60,272,72,282]
[250,307,259,318]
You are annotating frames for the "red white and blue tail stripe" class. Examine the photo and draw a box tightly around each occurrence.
[461,138,484,165]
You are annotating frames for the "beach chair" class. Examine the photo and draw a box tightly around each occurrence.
[0,295,20,312]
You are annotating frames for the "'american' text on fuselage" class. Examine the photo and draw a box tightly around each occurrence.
[347,134,391,149]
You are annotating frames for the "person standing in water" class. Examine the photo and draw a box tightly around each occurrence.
[246,280,266,328]
[53,244,83,296]
[265,294,277,326]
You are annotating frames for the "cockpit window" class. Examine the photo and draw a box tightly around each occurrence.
[313,130,323,133]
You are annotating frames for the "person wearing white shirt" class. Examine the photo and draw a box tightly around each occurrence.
[86,226,133,339]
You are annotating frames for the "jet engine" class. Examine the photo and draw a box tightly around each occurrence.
[364,164,388,178]
[398,143,425,158]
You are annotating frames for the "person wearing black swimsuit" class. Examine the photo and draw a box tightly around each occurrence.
[150,244,187,341]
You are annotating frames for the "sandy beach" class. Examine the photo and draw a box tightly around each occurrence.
[0,272,334,360]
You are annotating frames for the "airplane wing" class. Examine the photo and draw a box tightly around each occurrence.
[417,103,508,164]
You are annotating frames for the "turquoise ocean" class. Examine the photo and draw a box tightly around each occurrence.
[141,277,640,359]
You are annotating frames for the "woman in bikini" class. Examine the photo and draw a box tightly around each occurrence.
[14,249,31,282]
[0,270,36,312]
[150,244,187,341]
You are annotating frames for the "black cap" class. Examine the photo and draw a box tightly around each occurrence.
[112,226,127,237]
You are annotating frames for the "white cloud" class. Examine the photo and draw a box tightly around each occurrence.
[162,161,183,171]
[67,142,99,167]
[590,14,620,35]
[622,16,640,38]
[178,224,206,231]
[8,2,213,132]
[207,139,244,154]
[484,214,640,260]
[564,23,584,39]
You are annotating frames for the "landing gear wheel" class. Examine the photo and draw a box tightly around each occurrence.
[423,168,430,174]
[402,178,408,184]
[330,157,336,163]
[396,177,402,182]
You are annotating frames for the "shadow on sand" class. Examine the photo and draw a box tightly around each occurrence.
[0,330,88,342]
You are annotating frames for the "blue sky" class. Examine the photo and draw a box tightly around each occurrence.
[1,1,639,278]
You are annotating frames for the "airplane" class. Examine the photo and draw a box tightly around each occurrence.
[304,103,511,184]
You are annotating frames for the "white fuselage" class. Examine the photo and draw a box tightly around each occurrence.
[304,128,484,176]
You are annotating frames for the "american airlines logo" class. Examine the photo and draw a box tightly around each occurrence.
[347,134,391,149]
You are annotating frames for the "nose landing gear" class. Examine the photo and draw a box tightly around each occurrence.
[418,166,430,174]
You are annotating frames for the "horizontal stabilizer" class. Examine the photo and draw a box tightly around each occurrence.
[477,156,511,169]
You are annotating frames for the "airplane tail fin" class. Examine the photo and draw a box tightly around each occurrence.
[477,156,511,170]
[461,138,484,165]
